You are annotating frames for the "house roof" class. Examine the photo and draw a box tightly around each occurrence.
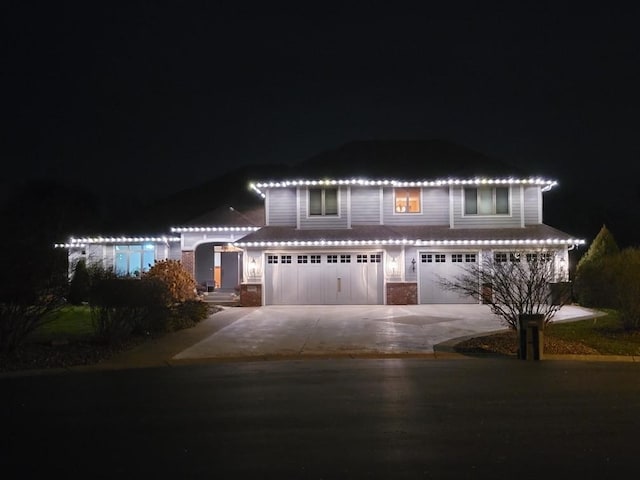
[174,205,265,228]
[292,139,528,178]
[234,224,585,248]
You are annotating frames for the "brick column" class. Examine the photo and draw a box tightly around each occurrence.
[386,282,418,305]
[240,284,262,306]
[181,250,195,278]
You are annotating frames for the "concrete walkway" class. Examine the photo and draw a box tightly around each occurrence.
[89,304,606,371]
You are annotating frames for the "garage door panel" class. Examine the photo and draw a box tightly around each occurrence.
[265,252,382,305]
[419,252,478,304]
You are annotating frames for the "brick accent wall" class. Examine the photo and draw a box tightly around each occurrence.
[240,284,262,306]
[386,282,418,305]
[181,250,194,278]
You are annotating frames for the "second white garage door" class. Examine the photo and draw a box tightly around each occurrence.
[419,252,479,304]
[265,252,384,305]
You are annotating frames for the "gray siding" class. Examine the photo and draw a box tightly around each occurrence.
[382,187,450,226]
[299,187,349,229]
[350,186,381,225]
[523,186,541,225]
[452,186,522,228]
[167,242,182,261]
[83,244,108,270]
[266,188,297,226]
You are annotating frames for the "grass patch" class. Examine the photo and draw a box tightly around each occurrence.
[28,305,94,343]
[547,309,640,355]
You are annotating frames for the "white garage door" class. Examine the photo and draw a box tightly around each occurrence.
[419,252,479,304]
[265,252,383,305]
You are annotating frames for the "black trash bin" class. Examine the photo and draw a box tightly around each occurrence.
[518,314,545,360]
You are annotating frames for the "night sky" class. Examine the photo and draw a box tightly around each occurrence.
[3,2,640,243]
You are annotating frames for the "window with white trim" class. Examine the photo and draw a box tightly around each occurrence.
[309,188,338,216]
[494,252,508,263]
[464,187,509,215]
[114,244,155,277]
[394,187,421,213]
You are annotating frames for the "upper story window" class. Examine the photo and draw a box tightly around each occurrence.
[394,187,421,213]
[464,187,509,215]
[309,188,338,216]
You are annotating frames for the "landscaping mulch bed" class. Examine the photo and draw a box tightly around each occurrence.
[453,330,600,356]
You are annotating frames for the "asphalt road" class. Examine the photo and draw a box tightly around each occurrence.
[3,358,640,479]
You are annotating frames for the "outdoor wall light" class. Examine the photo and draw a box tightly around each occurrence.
[389,257,398,275]
[411,258,416,272]
[249,257,258,277]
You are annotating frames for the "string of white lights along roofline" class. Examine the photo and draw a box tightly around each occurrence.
[55,236,586,249]
[249,177,559,197]
[53,236,182,248]
[234,238,585,248]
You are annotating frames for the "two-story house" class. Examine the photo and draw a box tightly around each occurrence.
[56,141,585,306]
[233,177,584,306]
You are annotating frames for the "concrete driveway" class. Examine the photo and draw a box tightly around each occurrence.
[173,304,599,362]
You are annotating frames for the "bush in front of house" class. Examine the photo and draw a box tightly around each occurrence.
[89,277,171,343]
[167,299,211,331]
[67,258,91,305]
[88,260,208,344]
[143,259,198,303]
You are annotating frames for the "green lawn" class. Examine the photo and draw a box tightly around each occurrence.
[548,309,640,355]
[29,305,95,343]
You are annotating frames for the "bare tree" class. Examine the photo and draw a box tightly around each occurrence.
[438,249,569,330]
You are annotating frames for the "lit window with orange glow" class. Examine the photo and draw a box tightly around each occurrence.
[394,187,421,213]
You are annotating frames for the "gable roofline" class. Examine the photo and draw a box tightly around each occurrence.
[249,177,558,198]
[233,225,584,248]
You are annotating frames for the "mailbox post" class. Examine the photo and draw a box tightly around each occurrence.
[517,314,545,360]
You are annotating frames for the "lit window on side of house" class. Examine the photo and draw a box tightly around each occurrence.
[114,244,155,277]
